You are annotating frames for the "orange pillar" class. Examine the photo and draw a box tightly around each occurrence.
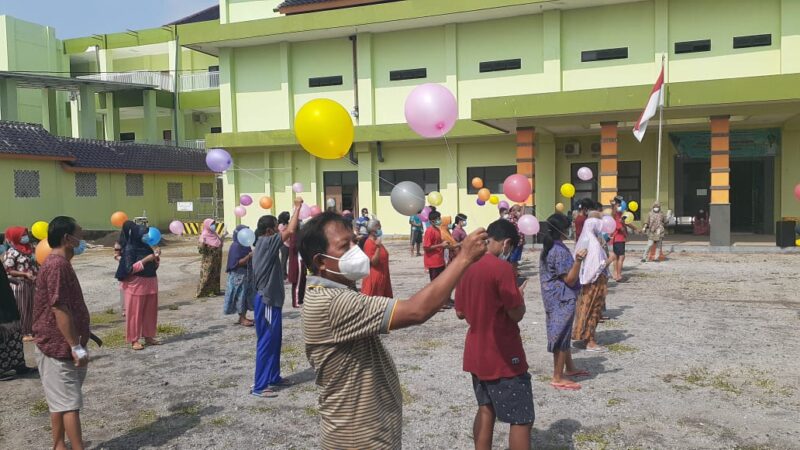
[599,122,618,206]
[516,127,535,206]
[709,116,731,246]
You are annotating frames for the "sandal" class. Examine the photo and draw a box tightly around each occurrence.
[251,388,278,398]
[550,381,581,391]
[145,339,162,346]
[132,342,145,351]
[22,335,35,342]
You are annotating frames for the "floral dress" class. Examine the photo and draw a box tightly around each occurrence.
[3,247,37,336]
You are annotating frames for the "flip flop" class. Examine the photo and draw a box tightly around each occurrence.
[585,346,607,353]
[132,342,145,351]
[251,389,278,398]
[565,370,591,377]
[550,382,581,391]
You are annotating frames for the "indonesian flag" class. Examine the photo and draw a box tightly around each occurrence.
[633,66,664,142]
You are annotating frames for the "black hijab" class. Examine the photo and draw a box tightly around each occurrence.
[115,222,156,280]
[0,266,20,335]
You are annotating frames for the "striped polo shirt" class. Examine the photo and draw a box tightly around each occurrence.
[302,276,401,450]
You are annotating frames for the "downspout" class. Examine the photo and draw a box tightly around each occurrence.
[173,25,180,147]
[349,35,359,122]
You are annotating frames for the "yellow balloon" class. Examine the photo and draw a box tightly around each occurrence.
[294,99,354,160]
[427,191,443,206]
[796,238,800,246]
[31,221,49,240]
[560,183,576,198]
[555,202,565,213]
[489,195,499,205]
[629,201,639,212]
[622,211,634,224]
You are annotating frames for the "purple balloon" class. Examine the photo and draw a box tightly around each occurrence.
[292,182,304,193]
[577,166,593,181]
[234,206,247,218]
[477,199,486,206]
[601,215,616,234]
[298,203,312,220]
[498,200,510,210]
[169,220,184,235]
[206,148,232,173]
[239,194,253,206]
[404,83,458,138]
[419,206,431,222]
[518,214,540,235]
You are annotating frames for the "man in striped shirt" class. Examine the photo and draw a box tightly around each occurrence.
[298,211,488,449]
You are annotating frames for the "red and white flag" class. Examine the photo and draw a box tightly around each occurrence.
[633,66,664,142]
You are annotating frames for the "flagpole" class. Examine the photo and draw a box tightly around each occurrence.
[655,55,665,203]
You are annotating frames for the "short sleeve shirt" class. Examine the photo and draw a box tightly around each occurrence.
[302,276,401,450]
[252,233,285,307]
[539,241,580,308]
[33,254,90,359]
[423,227,445,269]
[3,247,37,275]
[451,227,467,243]
[409,215,423,232]
[574,215,587,241]
[613,215,627,243]
[455,253,528,380]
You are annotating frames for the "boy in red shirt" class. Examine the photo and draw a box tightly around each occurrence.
[423,211,452,308]
[455,219,533,450]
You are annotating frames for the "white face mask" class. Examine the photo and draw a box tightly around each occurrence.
[653,208,661,213]
[323,245,371,281]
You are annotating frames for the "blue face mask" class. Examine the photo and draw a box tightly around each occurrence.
[432,219,442,227]
[376,230,383,238]
[462,222,467,228]
[20,235,30,244]
[73,239,87,256]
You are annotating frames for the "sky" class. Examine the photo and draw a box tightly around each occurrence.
[0,0,218,39]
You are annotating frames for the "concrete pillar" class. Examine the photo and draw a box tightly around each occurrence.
[280,42,294,129]
[104,92,120,141]
[600,122,619,206]
[516,127,536,207]
[355,33,374,125]
[536,131,557,217]
[41,88,59,132]
[219,48,237,132]
[143,89,158,144]
[0,79,19,121]
[72,84,97,139]
[709,115,731,246]
[168,39,183,143]
[542,10,562,92]
[355,142,375,213]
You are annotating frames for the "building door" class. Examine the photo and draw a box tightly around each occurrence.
[570,162,599,207]
[730,158,773,234]
[323,171,359,213]
[675,159,710,218]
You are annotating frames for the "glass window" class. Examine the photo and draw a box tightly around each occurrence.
[466,166,516,194]
[617,161,641,220]
[570,162,598,207]
[199,182,214,199]
[378,169,440,196]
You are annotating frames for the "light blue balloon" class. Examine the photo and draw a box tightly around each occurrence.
[142,227,162,246]
[237,228,256,247]
[618,200,628,212]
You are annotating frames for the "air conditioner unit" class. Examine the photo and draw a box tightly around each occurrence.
[564,142,581,156]
[192,112,208,123]
[590,142,601,155]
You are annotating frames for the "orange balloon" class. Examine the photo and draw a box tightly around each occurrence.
[110,211,128,228]
[477,188,491,202]
[259,196,273,209]
[471,177,484,189]
[35,240,52,265]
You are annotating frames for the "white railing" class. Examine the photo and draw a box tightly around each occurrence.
[179,71,220,92]
[127,139,205,149]
[77,71,174,91]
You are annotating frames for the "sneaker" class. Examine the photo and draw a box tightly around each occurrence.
[641,258,647,263]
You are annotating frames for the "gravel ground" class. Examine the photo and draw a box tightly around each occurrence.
[1,239,798,449]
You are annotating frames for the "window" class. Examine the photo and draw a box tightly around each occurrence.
[74,173,97,197]
[675,39,711,54]
[309,75,343,87]
[389,68,427,81]
[126,174,144,196]
[120,132,135,142]
[208,65,219,72]
[323,171,358,187]
[167,182,184,203]
[479,59,522,73]
[617,161,641,220]
[466,166,516,194]
[581,47,628,62]
[163,130,172,141]
[210,127,222,134]
[570,162,598,205]
[199,182,214,199]
[733,34,771,49]
[14,170,40,198]
[378,169,439,196]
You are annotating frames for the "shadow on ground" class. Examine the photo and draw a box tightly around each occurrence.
[532,418,582,449]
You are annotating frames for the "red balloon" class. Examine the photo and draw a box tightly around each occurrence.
[503,174,532,203]
[795,183,800,201]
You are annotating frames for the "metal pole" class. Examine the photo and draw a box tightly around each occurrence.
[656,56,665,203]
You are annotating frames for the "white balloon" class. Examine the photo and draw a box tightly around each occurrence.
[390,181,426,216]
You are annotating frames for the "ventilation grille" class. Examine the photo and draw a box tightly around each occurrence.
[581,47,628,62]
[733,34,771,49]
[675,39,711,54]
[308,75,343,88]
[389,68,427,81]
[479,58,522,73]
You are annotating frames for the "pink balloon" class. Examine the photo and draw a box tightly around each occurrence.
[309,205,322,217]
[292,182,304,193]
[577,167,593,181]
[419,206,431,222]
[795,183,800,201]
[298,203,312,220]
[404,84,458,138]
[239,194,253,206]
[601,216,616,234]
[517,214,540,235]
[498,200,510,210]
[169,220,184,235]
[234,206,247,218]
[503,174,532,203]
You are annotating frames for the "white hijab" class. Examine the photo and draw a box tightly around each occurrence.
[574,217,606,285]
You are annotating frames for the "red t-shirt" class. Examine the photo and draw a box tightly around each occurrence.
[33,254,91,359]
[613,215,627,243]
[423,227,445,269]
[574,215,587,240]
[455,253,528,381]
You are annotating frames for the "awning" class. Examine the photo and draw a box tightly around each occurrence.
[0,71,154,93]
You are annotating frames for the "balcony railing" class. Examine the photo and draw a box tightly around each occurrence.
[77,71,174,91]
[126,139,206,149]
[179,71,220,92]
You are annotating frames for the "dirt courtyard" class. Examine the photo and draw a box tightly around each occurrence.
[1,239,798,449]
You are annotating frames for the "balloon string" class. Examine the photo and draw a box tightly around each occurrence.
[341,156,428,204]
[443,135,462,188]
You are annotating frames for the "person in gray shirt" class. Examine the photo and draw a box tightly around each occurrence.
[251,197,303,397]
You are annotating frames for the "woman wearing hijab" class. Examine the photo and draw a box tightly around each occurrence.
[3,226,38,341]
[571,217,609,352]
[115,222,161,351]
[224,225,255,327]
[539,214,588,391]
[0,265,35,380]
[197,218,223,298]
[642,202,667,262]
[361,219,393,298]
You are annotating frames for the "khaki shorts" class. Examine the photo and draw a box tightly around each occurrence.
[35,347,87,413]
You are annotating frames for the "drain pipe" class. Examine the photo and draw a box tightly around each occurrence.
[376,141,384,162]
[349,35,359,122]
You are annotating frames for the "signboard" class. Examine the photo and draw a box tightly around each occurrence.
[670,128,780,159]
[177,202,194,212]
